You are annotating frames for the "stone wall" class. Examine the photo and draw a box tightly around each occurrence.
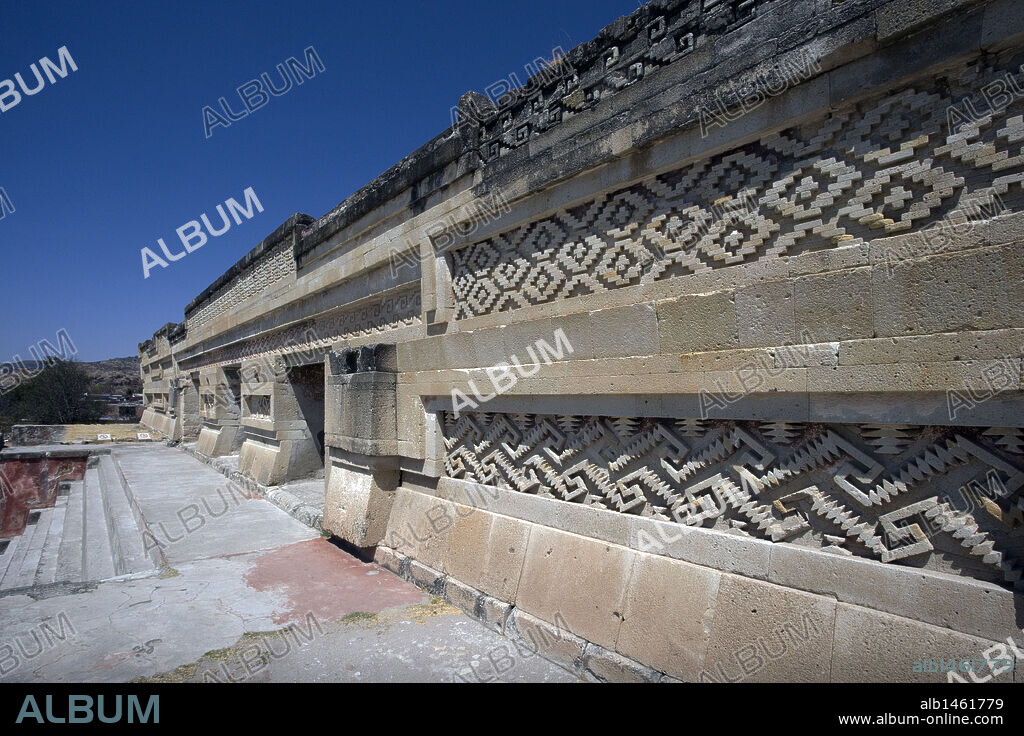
[8,425,68,447]
[139,0,1024,681]
[0,454,86,537]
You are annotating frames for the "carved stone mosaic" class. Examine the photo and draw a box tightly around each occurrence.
[451,54,1024,319]
[187,287,422,369]
[187,240,296,329]
[442,411,1024,586]
[475,0,766,161]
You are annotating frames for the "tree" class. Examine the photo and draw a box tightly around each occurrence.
[14,359,103,424]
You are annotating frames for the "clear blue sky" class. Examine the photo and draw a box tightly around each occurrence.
[1,0,637,362]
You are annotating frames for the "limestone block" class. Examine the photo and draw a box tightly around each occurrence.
[326,347,399,458]
[805,359,1023,394]
[552,310,596,361]
[443,507,531,603]
[583,643,660,683]
[440,332,479,369]
[872,247,1010,338]
[657,291,739,353]
[587,303,660,359]
[322,459,397,548]
[794,267,874,342]
[677,347,775,372]
[382,488,451,572]
[736,280,795,348]
[628,517,772,580]
[506,609,586,674]
[469,325,511,368]
[443,574,481,616]
[1002,240,1024,327]
[616,553,720,680]
[372,545,405,576]
[703,574,836,683]
[238,438,287,486]
[195,426,219,456]
[515,525,634,651]
[831,603,1015,683]
[768,544,1022,644]
[408,559,445,595]
[476,595,513,634]
[701,365,807,395]
[838,328,1024,366]
[196,424,241,457]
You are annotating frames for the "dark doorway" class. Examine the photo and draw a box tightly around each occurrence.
[289,363,326,463]
[224,368,242,419]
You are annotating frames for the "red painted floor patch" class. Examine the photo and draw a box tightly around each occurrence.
[245,539,425,624]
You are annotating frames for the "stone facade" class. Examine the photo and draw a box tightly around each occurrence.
[140,0,1024,681]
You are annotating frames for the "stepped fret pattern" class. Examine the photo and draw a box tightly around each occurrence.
[451,56,1024,319]
[184,288,422,370]
[442,412,1024,586]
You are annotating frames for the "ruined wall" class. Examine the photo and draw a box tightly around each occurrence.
[8,426,68,447]
[140,0,1024,682]
[0,455,86,537]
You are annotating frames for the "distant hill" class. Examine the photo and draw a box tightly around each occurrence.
[7,357,142,395]
[80,357,142,394]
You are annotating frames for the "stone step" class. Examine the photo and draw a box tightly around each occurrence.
[98,455,151,576]
[82,466,115,581]
[55,480,85,583]
[0,509,46,590]
[35,494,68,586]
[0,533,23,588]
[7,507,54,590]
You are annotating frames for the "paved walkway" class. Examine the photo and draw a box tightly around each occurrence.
[0,445,576,683]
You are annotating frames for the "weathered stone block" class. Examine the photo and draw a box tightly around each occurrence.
[408,559,445,595]
[794,267,874,342]
[830,603,1015,683]
[703,574,836,683]
[476,594,513,634]
[657,291,738,353]
[381,489,452,572]
[444,507,531,603]
[872,247,1010,337]
[515,526,634,651]
[768,544,1022,645]
[372,545,405,576]
[322,458,396,548]
[736,280,795,348]
[443,574,481,615]
[616,553,720,680]
[587,303,660,359]
[506,609,586,674]
[583,643,660,683]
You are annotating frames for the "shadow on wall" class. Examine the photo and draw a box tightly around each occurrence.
[289,363,326,464]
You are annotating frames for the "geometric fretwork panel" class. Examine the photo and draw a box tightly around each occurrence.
[441,412,1024,588]
[451,54,1024,319]
[189,240,296,329]
[184,287,422,370]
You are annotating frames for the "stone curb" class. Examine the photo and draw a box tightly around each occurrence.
[178,445,323,531]
[373,544,673,683]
